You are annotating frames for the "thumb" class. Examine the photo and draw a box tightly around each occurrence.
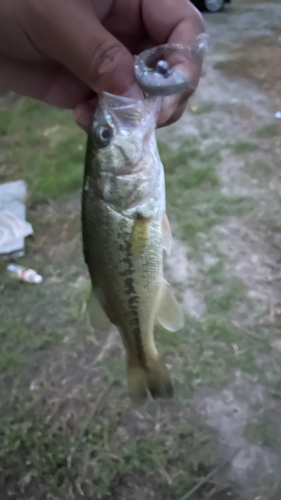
[20,0,135,95]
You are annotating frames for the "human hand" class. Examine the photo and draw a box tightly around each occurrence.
[0,0,204,130]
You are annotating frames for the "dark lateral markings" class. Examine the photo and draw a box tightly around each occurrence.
[118,237,147,369]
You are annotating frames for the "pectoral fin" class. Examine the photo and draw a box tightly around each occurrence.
[88,289,112,332]
[157,282,185,332]
[131,214,150,258]
[162,213,172,255]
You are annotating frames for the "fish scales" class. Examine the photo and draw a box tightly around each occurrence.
[83,196,162,358]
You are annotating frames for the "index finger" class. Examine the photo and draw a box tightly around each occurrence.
[143,0,205,89]
[142,0,205,127]
[143,0,205,47]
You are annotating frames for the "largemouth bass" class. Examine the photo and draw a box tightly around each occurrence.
[82,92,183,403]
[82,38,208,403]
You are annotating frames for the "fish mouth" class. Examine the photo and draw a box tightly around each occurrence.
[98,91,161,126]
[100,92,143,107]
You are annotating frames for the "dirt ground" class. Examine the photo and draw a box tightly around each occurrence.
[1,1,281,499]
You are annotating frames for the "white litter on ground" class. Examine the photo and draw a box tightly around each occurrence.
[0,180,33,256]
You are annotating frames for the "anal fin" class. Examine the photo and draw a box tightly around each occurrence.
[157,282,185,332]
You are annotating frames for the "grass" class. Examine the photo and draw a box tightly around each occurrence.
[0,319,59,375]
[243,421,280,449]
[189,102,216,115]
[0,259,271,499]
[0,111,11,136]
[0,99,85,201]
[1,75,281,499]
[205,278,247,314]
[0,392,213,499]
[0,306,267,499]
[231,140,257,154]
[256,124,281,139]
[214,34,281,99]
[159,138,254,243]
[205,260,225,284]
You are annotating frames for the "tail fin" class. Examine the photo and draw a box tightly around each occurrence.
[127,357,173,404]
[146,358,174,400]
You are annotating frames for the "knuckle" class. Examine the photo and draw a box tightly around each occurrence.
[89,41,129,92]
[188,2,205,32]
[197,13,205,33]
[193,8,203,33]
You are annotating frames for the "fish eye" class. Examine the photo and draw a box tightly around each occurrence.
[96,126,112,147]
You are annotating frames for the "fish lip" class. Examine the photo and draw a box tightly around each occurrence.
[98,92,161,117]
[95,92,161,137]
[99,91,145,108]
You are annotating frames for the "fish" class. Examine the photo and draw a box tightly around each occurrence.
[82,91,184,403]
[81,36,208,403]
